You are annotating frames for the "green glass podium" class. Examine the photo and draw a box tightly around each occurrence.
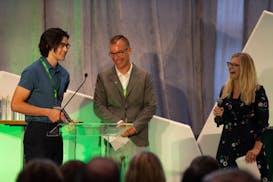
[47,122,133,161]
[0,120,134,182]
[0,120,25,182]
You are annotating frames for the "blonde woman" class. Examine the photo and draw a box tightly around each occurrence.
[213,52,271,181]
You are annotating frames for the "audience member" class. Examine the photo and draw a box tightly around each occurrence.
[125,151,166,182]
[203,168,258,182]
[86,157,120,182]
[16,159,63,182]
[60,160,87,182]
[182,155,219,182]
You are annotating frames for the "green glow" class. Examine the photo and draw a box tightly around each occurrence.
[0,126,24,182]
[5,1,43,74]
[63,102,103,162]
[0,103,103,181]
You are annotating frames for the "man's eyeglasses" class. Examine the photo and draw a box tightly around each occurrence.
[109,48,128,58]
[226,62,240,67]
[59,42,71,49]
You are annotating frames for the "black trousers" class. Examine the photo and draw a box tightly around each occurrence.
[23,121,63,166]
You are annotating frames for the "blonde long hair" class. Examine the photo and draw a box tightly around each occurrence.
[221,52,258,105]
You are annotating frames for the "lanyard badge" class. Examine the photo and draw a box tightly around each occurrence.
[40,57,59,104]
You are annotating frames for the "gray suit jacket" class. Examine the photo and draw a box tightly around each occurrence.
[93,64,157,146]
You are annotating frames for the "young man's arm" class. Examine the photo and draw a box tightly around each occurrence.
[11,86,61,123]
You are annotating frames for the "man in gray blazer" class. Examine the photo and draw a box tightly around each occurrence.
[93,35,157,157]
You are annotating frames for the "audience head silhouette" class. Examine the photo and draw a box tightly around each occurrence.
[16,159,63,182]
[182,155,219,182]
[86,157,120,182]
[60,160,87,182]
[203,168,258,182]
[125,151,166,182]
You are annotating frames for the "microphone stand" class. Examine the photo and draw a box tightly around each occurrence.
[47,73,88,137]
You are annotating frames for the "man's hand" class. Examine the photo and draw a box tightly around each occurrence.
[121,126,137,137]
[47,108,62,123]
[117,120,127,128]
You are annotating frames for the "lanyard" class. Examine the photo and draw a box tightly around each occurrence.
[39,57,58,102]
[123,88,127,97]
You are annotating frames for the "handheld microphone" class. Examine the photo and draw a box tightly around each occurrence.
[61,73,88,123]
[215,98,223,127]
[216,98,223,107]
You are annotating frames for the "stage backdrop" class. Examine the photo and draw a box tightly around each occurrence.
[1,1,273,135]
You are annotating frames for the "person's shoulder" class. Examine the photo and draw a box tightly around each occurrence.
[26,59,41,69]
[255,84,268,97]
[57,64,69,76]
[98,66,114,76]
[132,64,149,75]
[19,60,41,86]
[22,59,42,75]
[256,84,265,92]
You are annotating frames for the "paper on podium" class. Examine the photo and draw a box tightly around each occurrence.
[235,155,261,179]
[103,135,129,151]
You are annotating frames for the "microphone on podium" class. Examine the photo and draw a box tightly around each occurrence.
[215,98,223,127]
[61,73,88,123]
